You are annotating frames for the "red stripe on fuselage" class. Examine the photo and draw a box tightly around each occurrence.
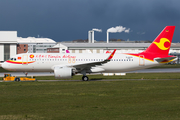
[6,60,35,64]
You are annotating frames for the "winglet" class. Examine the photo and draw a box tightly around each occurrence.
[107,49,116,60]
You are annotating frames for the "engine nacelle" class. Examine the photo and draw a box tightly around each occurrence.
[54,66,74,79]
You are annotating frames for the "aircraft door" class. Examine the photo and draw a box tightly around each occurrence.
[22,55,28,65]
[139,55,145,66]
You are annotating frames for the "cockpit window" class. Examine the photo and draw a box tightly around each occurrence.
[9,58,16,61]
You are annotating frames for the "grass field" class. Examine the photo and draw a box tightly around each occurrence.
[0,79,180,120]
[1,65,180,119]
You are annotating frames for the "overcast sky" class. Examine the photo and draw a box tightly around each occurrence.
[0,0,180,42]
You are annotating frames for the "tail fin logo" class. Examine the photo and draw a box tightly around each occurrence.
[153,38,170,50]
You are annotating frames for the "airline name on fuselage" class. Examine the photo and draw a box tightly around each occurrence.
[32,54,76,59]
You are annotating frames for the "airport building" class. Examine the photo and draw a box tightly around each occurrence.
[0,31,56,62]
[0,31,17,62]
[17,37,56,53]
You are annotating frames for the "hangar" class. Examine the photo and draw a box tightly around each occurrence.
[0,31,56,62]
[0,31,17,62]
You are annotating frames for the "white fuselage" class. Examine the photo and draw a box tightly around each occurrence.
[2,53,160,73]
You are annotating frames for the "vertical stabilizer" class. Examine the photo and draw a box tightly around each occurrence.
[143,26,175,55]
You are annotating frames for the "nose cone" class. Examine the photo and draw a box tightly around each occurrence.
[1,62,5,69]
[1,62,8,70]
[1,62,16,71]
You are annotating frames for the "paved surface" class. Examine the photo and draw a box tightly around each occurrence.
[0,68,180,77]
[37,79,180,82]
[127,68,180,73]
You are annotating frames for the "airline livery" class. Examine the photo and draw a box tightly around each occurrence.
[1,26,176,81]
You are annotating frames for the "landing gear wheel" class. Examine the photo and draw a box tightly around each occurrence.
[82,76,89,81]
[15,78,20,82]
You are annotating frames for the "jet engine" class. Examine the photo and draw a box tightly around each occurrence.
[54,66,75,79]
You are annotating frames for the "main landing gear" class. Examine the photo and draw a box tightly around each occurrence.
[82,76,89,81]
[81,70,89,81]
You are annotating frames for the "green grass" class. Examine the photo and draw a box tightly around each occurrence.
[0,80,180,120]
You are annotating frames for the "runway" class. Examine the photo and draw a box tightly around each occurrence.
[0,68,179,77]
[37,78,180,82]
[127,68,180,73]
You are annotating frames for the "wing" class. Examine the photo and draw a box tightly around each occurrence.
[68,49,116,71]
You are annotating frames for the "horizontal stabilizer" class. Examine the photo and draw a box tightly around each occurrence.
[154,56,177,63]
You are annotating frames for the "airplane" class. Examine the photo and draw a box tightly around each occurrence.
[1,26,176,81]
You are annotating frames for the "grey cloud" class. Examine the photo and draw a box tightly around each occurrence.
[0,0,180,42]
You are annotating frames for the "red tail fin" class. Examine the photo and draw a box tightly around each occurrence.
[143,26,175,55]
